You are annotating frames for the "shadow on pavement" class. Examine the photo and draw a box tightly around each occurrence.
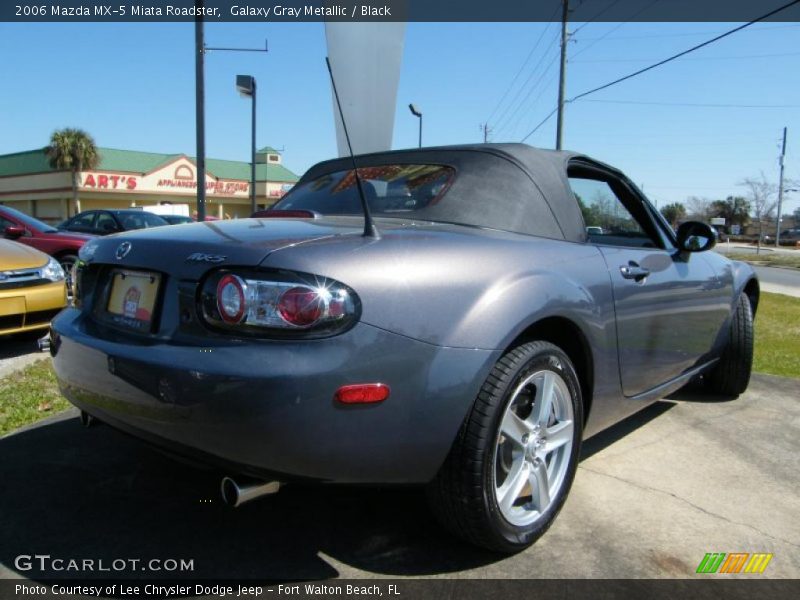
[1,397,682,581]
[665,380,740,404]
[0,335,44,362]
[580,401,676,461]
[0,415,498,581]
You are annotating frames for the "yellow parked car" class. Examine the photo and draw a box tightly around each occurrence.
[0,239,67,336]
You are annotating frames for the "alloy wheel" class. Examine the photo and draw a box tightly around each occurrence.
[493,369,575,527]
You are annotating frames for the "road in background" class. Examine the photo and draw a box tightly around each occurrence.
[750,265,800,297]
[712,246,800,297]
[715,243,798,256]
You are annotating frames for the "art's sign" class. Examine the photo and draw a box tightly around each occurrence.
[80,159,254,198]
[82,173,138,190]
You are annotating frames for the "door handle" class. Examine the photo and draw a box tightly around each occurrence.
[620,262,650,282]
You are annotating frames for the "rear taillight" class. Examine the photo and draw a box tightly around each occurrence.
[216,274,247,323]
[277,286,324,327]
[201,270,359,338]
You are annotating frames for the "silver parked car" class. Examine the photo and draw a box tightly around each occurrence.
[51,144,757,552]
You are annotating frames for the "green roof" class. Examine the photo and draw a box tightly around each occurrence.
[101,148,179,173]
[206,156,298,183]
[257,146,280,154]
[0,149,58,177]
[0,147,299,183]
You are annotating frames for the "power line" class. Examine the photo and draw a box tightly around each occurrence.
[520,72,562,129]
[572,50,800,63]
[484,10,560,124]
[492,36,561,136]
[583,99,800,108]
[570,0,800,104]
[571,0,661,60]
[494,55,560,138]
[520,0,800,143]
[575,22,800,41]
[492,32,560,133]
[520,107,560,143]
[571,0,624,36]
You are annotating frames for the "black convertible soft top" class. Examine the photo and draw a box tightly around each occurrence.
[297,143,592,243]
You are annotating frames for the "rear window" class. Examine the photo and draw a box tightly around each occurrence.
[274,164,454,216]
[117,212,168,230]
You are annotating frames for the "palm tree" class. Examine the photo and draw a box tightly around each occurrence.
[45,128,99,215]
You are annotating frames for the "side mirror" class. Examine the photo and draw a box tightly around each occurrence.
[676,221,716,253]
[4,225,25,239]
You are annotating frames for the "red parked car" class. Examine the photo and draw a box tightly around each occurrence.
[0,205,94,276]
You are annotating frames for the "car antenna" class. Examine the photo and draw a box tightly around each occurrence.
[325,56,380,239]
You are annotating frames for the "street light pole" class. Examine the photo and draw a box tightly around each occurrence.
[236,75,257,215]
[205,40,268,217]
[409,104,422,148]
[775,126,788,247]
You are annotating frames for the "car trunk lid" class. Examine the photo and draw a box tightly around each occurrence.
[86,218,362,278]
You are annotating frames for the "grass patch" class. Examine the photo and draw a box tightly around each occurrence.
[0,359,70,436]
[753,292,800,378]
[726,252,800,269]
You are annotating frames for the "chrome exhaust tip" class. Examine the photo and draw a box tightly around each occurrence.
[37,335,50,352]
[220,476,280,508]
[79,410,97,428]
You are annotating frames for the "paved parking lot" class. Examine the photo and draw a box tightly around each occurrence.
[0,372,797,580]
[0,335,47,378]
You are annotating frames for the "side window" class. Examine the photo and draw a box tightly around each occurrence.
[0,216,16,230]
[95,212,118,233]
[568,176,658,249]
[71,212,97,230]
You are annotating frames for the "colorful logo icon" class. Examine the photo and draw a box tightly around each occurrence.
[696,553,773,574]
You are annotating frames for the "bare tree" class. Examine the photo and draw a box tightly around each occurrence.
[739,173,777,253]
[685,196,713,221]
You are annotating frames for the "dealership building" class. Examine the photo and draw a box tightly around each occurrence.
[0,146,299,223]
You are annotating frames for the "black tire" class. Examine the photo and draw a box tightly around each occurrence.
[58,254,78,299]
[427,341,583,553]
[705,294,754,396]
[58,253,78,273]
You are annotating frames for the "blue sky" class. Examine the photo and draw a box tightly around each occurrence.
[1,20,799,212]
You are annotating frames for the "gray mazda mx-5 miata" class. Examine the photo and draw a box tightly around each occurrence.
[50,144,757,553]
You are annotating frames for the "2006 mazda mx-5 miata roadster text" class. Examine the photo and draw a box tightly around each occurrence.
[51,144,757,552]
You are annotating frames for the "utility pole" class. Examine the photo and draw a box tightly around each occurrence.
[775,127,787,246]
[481,123,492,143]
[555,0,569,150]
[194,9,206,222]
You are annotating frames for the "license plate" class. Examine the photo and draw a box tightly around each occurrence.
[106,270,160,326]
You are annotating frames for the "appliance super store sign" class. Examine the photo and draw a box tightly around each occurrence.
[81,169,250,198]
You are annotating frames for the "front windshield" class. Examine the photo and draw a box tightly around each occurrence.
[1,205,58,232]
[273,164,454,216]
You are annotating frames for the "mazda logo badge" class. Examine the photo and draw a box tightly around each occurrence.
[115,242,132,260]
